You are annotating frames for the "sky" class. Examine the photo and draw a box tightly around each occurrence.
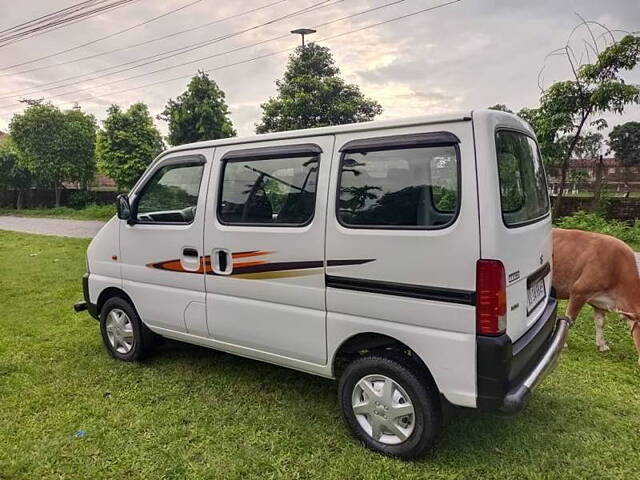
[0,0,638,139]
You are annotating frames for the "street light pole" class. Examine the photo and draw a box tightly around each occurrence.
[291,28,316,46]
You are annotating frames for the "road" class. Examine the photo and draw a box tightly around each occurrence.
[1,216,640,268]
[0,216,105,239]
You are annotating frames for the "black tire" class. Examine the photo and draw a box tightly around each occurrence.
[338,354,442,459]
[99,296,155,361]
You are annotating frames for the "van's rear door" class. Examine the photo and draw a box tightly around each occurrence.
[473,110,553,342]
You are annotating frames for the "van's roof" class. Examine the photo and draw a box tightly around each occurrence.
[165,110,479,154]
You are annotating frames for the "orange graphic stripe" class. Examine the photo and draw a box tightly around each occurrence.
[147,259,206,274]
[232,250,273,259]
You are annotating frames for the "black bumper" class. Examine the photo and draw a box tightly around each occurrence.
[476,298,571,413]
[74,273,98,319]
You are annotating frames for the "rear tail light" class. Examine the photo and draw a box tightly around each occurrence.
[476,259,507,336]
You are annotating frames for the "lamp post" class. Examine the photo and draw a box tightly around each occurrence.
[290,28,316,46]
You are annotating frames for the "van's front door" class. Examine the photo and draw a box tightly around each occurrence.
[204,137,334,365]
[119,149,211,335]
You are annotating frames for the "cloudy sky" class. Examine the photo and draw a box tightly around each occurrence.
[0,0,638,139]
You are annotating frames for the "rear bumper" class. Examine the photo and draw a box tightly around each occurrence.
[74,273,98,319]
[476,297,571,413]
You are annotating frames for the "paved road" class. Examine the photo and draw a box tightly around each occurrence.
[0,216,106,239]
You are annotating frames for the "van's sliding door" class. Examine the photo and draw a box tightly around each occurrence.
[203,136,335,365]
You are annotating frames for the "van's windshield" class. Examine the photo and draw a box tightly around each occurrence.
[496,130,549,227]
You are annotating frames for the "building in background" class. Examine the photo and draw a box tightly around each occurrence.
[547,157,640,197]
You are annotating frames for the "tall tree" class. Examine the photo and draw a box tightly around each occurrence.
[97,103,164,191]
[159,71,236,146]
[573,132,604,159]
[9,102,96,206]
[609,121,640,167]
[0,136,32,209]
[256,43,382,133]
[609,121,640,194]
[524,31,640,216]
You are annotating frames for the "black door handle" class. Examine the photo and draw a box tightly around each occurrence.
[218,250,228,272]
[183,248,198,258]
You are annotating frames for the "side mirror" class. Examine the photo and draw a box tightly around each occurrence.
[116,194,132,223]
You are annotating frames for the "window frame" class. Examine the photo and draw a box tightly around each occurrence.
[335,132,462,231]
[132,154,206,226]
[216,143,322,228]
[495,127,550,229]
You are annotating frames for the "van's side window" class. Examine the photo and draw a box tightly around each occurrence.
[218,153,319,225]
[496,130,549,227]
[338,145,459,228]
[136,163,204,224]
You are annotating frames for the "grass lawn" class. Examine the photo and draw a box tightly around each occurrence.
[1,230,639,479]
[0,204,114,222]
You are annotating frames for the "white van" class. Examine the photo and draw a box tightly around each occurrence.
[75,110,570,458]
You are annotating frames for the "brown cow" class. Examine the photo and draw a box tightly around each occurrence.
[552,228,640,365]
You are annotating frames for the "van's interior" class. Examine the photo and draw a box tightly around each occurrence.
[338,145,458,227]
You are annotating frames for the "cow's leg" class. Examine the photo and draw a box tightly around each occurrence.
[626,319,640,366]
[565,293,588,323]
[594,308,610,352]
[563,293,589,349]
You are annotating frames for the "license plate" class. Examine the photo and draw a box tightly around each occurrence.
[527,278,546,314]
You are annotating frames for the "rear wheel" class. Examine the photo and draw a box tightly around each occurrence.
[100,296,155,361]
[338,354,442,459]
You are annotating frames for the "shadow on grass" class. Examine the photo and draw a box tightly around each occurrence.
[137,338,582,466]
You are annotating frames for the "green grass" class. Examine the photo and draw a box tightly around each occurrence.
[555,211,640,251]
[1,230,639,479]
[0,204,114,222]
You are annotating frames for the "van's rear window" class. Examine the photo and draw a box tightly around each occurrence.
[496,130,549,227]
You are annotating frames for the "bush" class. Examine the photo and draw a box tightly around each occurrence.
[555,211,640,247]
[66,190,95,209]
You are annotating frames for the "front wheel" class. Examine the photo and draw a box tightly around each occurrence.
[100,296,155,361]
[338,354,442,459]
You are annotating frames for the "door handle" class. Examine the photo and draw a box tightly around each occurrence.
[211,248,233,275]
[182,247,198,258]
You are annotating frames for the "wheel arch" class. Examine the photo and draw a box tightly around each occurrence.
[96,287,135,318]
[331,332,437,389]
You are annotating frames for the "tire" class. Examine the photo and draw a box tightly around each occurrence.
[99,296,155,361]
[338,354,442,459]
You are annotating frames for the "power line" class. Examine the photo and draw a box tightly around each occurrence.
[0,0,106,36]
[0,0,407,101]
[0,0,142,48]
[47,0,403,97]
[0,0,203,70]
[0,0,290,77]
[0,1,139,49]
[0,0,339,100]
[0,0,461,116]
[0,1,137,45]
[0,0,462,117]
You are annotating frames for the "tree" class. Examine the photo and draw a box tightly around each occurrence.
[609,121,640,194]
[0,136,32,209]
[159,71,236,146]
[9,102,97,206]
[256,43,382,133]
[97,103,164,191]
[573,132,603,159]
[571,132,605,204]
[527,30,640,216]
[488,104,514,113]
[609,121,640,167]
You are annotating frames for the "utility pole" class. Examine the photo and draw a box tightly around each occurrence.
[290,28,316,46]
